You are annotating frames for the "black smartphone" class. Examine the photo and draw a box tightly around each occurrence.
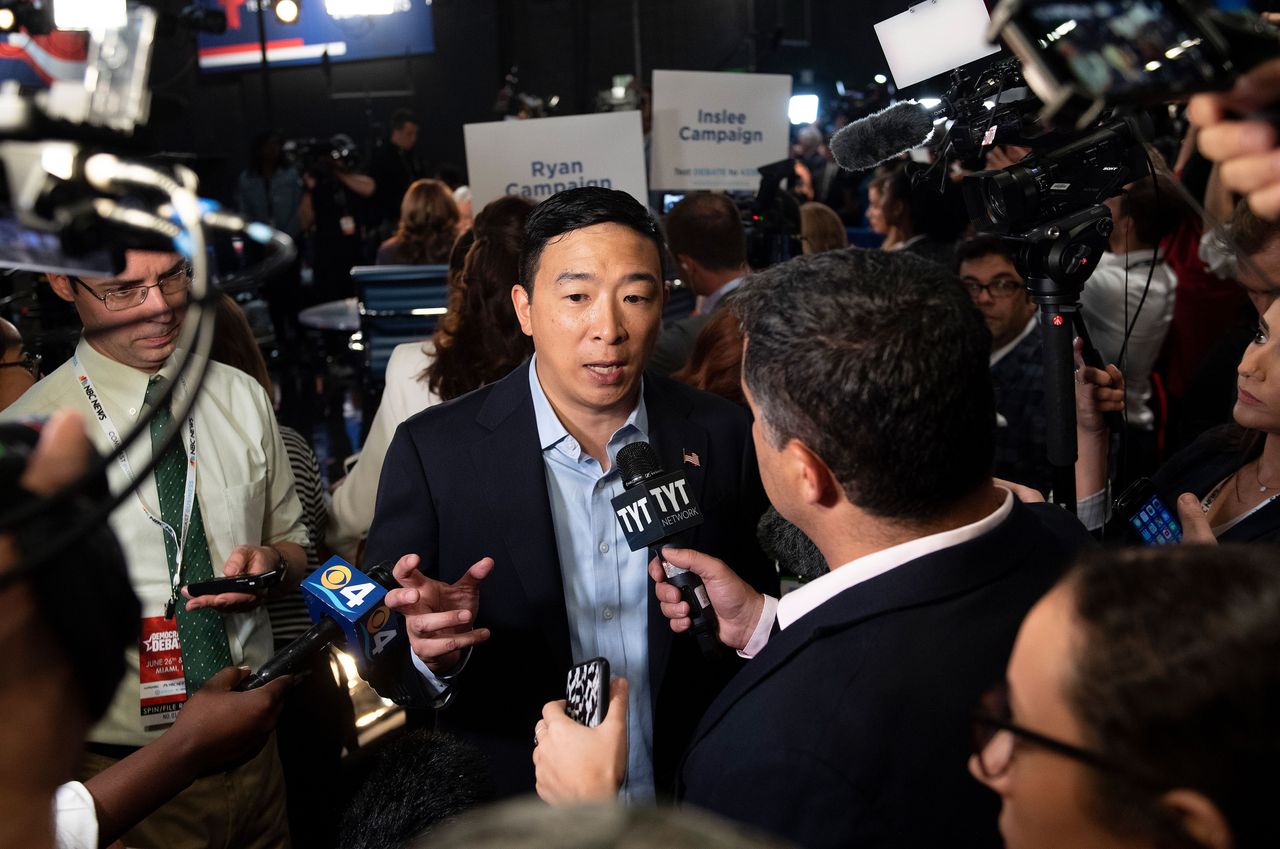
[565,657,610,728]
[185,570,282,597]
[1114,478,1184,545]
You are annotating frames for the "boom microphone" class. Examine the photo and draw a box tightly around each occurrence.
[612,442,720,659]
[238,558,406,693]
[829,101,937,172]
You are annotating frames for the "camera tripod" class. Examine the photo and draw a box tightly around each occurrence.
[1001,204,1118,513]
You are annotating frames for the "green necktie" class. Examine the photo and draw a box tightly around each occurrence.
[145,376,232,695]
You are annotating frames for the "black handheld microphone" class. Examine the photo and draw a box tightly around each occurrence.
[829,100,937,172]
[612,442,719,659]
[238,560,399,691]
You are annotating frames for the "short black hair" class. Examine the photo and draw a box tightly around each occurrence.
[1118,170,1188,247]
[953,234,1018,275]
[519,186,665,291]
[664,192,747,271]
[733,249,994,522]
[1066,545,1280,849]
[337,730,493,849]
[390,108,420,131]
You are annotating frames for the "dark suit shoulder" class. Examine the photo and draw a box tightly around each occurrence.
[644,369,751,428]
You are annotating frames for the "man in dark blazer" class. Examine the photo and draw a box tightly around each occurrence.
[532,249,1092,847]
[365,186,774,799]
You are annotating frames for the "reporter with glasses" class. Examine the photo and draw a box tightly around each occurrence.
[0,317,39,411]
[970,545,1280,849]
[1,251,309,849]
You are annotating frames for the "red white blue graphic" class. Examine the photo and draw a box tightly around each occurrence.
[197,0,434,73]
[0,31,87,87]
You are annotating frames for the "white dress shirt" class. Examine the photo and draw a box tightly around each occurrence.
[1078,250,1177,431]
[742,490,1015,656]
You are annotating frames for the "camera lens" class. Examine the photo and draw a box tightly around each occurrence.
[983,181,1008,223]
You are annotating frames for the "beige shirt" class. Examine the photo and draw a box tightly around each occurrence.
[327,341,440,561]
[3,338,308,746]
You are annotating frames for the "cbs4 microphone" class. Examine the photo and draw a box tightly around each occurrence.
[612,441,720,659]
[237,557,410,696]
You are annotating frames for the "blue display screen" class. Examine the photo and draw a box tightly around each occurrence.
[1129,494,1183,545]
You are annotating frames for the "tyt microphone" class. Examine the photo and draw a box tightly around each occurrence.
[238,557,405,692]
[829,101,937,172]
[612,442,719,659]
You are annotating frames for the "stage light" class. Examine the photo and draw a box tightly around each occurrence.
[53,0,126,30]
[788,94,819,126]
[0,9,15,31]
[874,73,888,85]
[274,0,300,24]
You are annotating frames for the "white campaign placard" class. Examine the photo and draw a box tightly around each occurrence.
[650,70,792,192]
[463,111,648,209]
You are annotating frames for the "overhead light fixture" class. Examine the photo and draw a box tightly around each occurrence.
[324,0,406,18]
[53,0,126,30]
[788,94,819,126]
[874,73,888,85]
[274,0,300,24]
[0,9,15,31]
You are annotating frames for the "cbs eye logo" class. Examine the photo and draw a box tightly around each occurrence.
[365,606,391,634]
[320,564,352,590]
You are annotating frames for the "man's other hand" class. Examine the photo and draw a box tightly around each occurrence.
[533,677,628,804]
[383,553,493,673]
[650,547,764,652]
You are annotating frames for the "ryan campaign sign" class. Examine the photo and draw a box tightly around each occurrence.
[463,111,648,210]
[650,70,792,192]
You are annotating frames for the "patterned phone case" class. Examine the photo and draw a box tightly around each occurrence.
[565,657,609,727]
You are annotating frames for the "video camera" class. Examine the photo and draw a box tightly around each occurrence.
[736,159,802,270]
[284,135,362,180]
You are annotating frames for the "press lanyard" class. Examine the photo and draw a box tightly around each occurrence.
[73,353,198,618]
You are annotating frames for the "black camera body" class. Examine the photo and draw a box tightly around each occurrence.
[284,136,361,181]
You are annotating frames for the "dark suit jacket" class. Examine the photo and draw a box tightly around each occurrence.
[365,362,775,797]
[679,499,1092,849]
[1153,424,1280,542]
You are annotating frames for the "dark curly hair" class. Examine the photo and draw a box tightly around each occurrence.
[732,248,993,522]
[1065,545,1280,849]
[424,195,535,400]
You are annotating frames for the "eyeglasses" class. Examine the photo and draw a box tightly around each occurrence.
[963,279,1024,300]
[70,265,193,312]
[970,683,1159,786]
[0,349,40,378]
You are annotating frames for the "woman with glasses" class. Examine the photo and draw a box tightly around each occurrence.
[971,545,1280,849]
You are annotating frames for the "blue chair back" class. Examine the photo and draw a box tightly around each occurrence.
[353,264,450,383]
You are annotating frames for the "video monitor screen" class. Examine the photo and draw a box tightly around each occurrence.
[1022,1,1224,100]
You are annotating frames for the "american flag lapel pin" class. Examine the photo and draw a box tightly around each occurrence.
[682,449,701,468]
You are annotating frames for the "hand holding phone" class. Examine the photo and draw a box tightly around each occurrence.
[1114,478,1184,545]
[185,570,282,598]
[565,657,610,727]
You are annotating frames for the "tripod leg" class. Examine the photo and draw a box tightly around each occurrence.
[1040,304,1078,512]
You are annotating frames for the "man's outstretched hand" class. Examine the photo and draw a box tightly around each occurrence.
[383,553,494,673]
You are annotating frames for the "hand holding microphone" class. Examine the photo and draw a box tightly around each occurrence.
[612,442,721,658]
[648,547,766,654]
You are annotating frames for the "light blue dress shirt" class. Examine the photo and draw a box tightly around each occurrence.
[528,356,656,802]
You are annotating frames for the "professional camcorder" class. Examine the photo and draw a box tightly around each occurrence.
[284,135,362,180]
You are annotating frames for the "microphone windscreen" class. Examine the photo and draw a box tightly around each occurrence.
[830,101,936,173]
[756,507,827,581]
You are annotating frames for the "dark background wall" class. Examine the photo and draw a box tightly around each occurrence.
[145,0,912,203]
